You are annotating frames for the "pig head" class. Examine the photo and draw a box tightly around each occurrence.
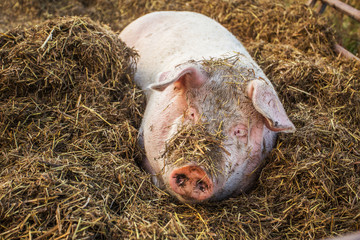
[119,11,295,203]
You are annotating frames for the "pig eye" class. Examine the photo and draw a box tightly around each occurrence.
[232,124,248,143]
[186,106,198,122]
[234,128,247,137]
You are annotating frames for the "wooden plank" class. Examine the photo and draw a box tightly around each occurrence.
[307,0,360,62]
[307,0,318,7]
[322,0,360,22]
[334,43,360,62]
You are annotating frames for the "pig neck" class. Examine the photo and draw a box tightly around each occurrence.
[143,85,188,174]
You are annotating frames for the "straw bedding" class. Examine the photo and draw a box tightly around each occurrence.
[0,0,359,239]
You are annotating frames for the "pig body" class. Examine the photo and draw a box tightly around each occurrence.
[120,11,295,202]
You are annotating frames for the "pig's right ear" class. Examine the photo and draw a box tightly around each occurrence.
[149,66,207,91]
[247,79,296,133]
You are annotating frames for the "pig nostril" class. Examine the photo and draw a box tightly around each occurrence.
[174,174,188,187]
[196,180,207,192]
[170,167,213,201]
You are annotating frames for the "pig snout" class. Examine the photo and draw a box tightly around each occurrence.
[169,165,213,201]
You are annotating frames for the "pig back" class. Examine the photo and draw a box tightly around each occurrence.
[119,11,264,91]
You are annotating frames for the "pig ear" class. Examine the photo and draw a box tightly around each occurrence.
[247,80,296,133]
[149,65,207,91]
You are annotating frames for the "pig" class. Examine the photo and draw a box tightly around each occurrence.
[323,232,360,240]
[119,11,295,203]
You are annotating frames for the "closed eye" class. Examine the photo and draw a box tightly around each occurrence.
[234,128,247,137]
[185,106,199,122]
[232,124,248,144]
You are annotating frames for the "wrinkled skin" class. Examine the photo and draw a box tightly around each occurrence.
[119,11,295,203]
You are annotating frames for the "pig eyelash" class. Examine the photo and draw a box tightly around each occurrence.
[186,107,198,121]
[234,128,247,137]
[232,124,248,144]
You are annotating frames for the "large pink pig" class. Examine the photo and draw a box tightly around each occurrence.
[120,11,295,203]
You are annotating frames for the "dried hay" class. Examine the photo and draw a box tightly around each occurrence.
[0,0,359,239]
[164,123,224,178]
[0,16,151,239]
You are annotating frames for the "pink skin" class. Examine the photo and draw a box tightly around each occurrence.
[142,67,287,202]
[139,66,293,202]
[323,232,360,240]
[119,11,296,202]
[140,70,200,180]
[169,165,213,201]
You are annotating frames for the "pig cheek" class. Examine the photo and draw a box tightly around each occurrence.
[216,122,264,197]
[143,91,188,169]
[245,122,264,174]
[221,124,250,177]
[230,122,263,156]
[145,112,181,162]
[249,122,264,156]
[227,122,264,174]
[214,125,250,186]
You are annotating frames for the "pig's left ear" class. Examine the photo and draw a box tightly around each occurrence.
[247,80,296,133]
[149,65,207,91]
